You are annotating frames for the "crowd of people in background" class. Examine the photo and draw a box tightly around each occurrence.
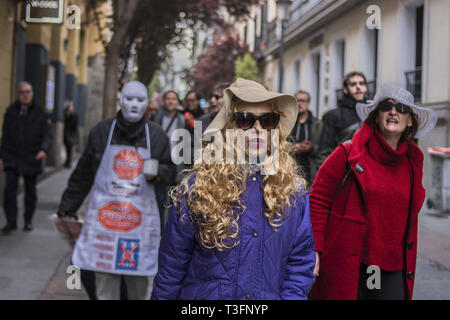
[0,70,437,301]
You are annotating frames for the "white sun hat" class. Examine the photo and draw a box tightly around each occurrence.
[203,78,298,138]
[356,83,437,138]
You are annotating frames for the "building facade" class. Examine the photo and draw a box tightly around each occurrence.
[0,0,109,167]
[238,0,449,199]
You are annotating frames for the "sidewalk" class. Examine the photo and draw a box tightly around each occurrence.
[0,167,89,300]
[414,210,450,299]
[0,166,449,299]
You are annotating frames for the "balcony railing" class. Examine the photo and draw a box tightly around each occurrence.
[335,80,377,105]
[266,20,277,48]
[289,0,309,23]
[405,68,422,102]
[265,0,327,50]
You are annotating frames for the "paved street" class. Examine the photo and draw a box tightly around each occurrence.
[0,167,89,300]
[0,167,449,300]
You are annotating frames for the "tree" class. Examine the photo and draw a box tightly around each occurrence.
[187,28,249,97]
[234,53,260,82]
[87,0,261,118]
[102,0,140,119]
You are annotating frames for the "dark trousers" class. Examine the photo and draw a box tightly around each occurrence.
[155,184,168,234]
[64,143,73,166]
[357,263,405,300]
[76,266,128,300]
[3,170,38,226]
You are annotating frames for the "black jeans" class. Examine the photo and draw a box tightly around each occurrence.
[3,170,38,226]
[64,143,73,166]
[357,263,405,300]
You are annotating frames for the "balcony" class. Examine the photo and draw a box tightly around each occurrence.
[266,20,278,49]
[335,80,377,105]
[261,0,365,57]
[289,0,316,25]
[405,68,422,102]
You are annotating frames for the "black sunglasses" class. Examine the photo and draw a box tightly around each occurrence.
[377,100,411,114]
[210,94,222,100]
[233,112,280,130]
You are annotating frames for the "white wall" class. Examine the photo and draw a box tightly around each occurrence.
[306,47,325,117]
[330,36,347,107]
[360,22,378,82]
[397,2,418,87]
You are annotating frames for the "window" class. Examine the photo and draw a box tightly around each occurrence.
[292,59,301,93]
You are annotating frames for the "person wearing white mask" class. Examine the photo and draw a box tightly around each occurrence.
[57,81,175,300]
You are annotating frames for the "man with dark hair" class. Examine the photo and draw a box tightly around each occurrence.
[63,101,79,168]
[289,90,323,186]
[199,83,229,132]
[0,81,53,233]
[318,71,368,162]
[184,90,204,121]
[145,100,159,121]
[183,90,204,168]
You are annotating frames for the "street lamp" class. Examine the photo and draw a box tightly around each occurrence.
[277,0,290,92]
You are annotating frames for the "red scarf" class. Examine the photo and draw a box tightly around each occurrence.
[362,130,412,271]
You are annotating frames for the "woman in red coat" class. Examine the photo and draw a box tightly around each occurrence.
[309,84,437,300]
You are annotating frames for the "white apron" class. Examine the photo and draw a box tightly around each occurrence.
[72,120,160,276]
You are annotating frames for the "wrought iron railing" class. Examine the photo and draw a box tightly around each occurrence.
[266,20,277,48]
[265,0,325,49]
[405,68,422,102]
[289,0,309,24]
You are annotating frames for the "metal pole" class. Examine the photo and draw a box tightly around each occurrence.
[278,20,285,92]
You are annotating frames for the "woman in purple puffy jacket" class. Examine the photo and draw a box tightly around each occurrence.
[151,78,316,300]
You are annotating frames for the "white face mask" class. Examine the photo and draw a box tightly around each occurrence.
[120,81,148,123]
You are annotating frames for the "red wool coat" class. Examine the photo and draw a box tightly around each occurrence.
[309,124,425,300]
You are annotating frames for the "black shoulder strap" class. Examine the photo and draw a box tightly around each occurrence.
[333,143,352,198]
[164,113,178,134]
[326,143,352,226]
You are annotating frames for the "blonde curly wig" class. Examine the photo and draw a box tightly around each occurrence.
[170,96,307,251]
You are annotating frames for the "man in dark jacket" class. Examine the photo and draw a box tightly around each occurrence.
[63,102,79,168]
[183,90,204,168]
[0,81,53,233]
[318,71,368,163]
[152,90,185,230]
[57,111,175,217]
[289,90,323,186]
[58,81,175,300]
[184,90,204,123]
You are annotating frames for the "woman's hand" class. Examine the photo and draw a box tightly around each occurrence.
[314,251,320,277]
[35,150,47,160]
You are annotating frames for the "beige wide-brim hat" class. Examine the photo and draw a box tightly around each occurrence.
[204,78,298,138]
[356,83,437,139]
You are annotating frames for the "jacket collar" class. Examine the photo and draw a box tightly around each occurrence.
[296,110,313,124]
[116,110,146,139]
[339,94,367,110]
[348,123,423,168]
[347,123,425,219]
[14,99,36,111]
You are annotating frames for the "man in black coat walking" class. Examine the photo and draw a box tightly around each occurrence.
[57,81,176,300]
[63,102,79,168]
[0,81,53,233]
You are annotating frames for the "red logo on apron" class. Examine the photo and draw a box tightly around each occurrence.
[113,149,143,180]
[98,202,142,232]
